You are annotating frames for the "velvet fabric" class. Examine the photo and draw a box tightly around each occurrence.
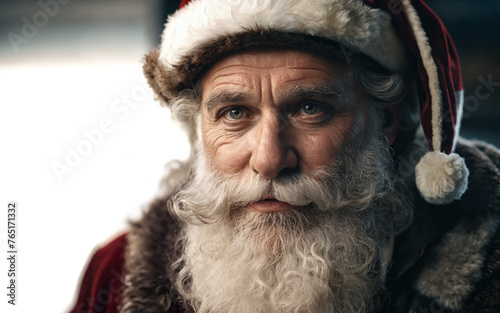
[70,234,127,313]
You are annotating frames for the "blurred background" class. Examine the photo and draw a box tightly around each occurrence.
[0,1,498,312]
[427,0,500,145]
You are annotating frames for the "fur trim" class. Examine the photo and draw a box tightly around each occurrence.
[415,151,469,204]
[120,197,190,313]
[154,0,406,102]
[147,30,389,103]
[452,90,464,151]
[459,225,500,312]
[161,0,405,71]
[413,215,500,311]
[143,49,170,104]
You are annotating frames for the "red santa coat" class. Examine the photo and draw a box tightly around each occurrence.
[70,234,126,313]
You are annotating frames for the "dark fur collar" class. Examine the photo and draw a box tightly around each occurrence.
[389,139,500,310]
[120,196,192,313]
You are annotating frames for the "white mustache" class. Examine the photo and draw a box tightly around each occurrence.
[178,129,392,224]
[219,169,334,211]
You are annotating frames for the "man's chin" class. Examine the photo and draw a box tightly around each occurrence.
[231,208,316,252]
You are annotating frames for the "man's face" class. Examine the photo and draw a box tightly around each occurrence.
[200,49,371,213]
[175,49,411,313]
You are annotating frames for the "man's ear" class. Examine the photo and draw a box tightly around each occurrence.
[382,103,401,146]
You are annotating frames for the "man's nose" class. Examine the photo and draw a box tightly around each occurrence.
[249,114,298,179]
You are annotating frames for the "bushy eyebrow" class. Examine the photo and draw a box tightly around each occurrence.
[288,85,340,101]
[203,91,251,114]
[203,79,353,113]
[288,77,355,110]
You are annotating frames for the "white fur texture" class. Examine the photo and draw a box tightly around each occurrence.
[160,0,406,72]
[453,90,465,151]
[415,151,469,204]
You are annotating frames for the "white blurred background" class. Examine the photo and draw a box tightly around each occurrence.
[0,1,187,312]
[0,1,499,312]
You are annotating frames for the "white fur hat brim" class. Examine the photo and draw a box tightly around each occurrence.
[160,0,407,76]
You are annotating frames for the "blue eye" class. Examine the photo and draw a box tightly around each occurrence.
[302,103,320,115]
[228,108,244,119]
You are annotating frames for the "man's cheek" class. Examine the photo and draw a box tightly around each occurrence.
[298,132,343,168]
[203,133,251,174]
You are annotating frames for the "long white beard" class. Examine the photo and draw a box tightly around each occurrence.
[169,120,412,313]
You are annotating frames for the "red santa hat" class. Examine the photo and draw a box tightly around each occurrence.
[144,0,468,204]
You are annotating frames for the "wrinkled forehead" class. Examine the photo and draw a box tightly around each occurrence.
[199,47,357,98]
[144,31,390,105]
[192,33,387,86]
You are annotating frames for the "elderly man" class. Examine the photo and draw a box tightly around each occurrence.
[71,0,500,312]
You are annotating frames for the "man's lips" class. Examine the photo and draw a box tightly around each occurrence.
[248,199,295,213]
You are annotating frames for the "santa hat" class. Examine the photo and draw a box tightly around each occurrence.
[144,0,468,205]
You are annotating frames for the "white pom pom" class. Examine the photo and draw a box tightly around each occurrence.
[415,151,469,204]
